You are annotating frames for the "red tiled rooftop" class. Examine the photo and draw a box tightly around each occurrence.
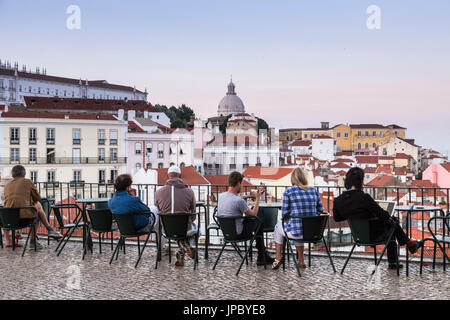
[289,140,311,147]
[243,167,294,180]
[356,156,379,164]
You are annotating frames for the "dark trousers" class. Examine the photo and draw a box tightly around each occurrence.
[374,217,409,263]
[237,215,266,256]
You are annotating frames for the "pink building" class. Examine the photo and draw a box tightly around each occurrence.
[423,163,450,189]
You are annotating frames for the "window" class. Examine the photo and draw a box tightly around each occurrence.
[46,148,55,164]
[344,133,348,138]
[73,148,81,164]
[169,143,176,155]
[29,128,37,144]
[10,148,19,163]
[372,143,376,148]
[170,162,175,167]
[179,143,185,155]
[372,131,376,137]
[73,170,82,182]
[10,128,19,144]
[180,162,186,167]
[46,88,50,95]
[304,134,307,139]
[29,148,37,163]
[146,143,152,154]
[110,148,118,162]
[110,170,118,183]
[135,143,142,155]
[158,143,164,158]
[357,131,362,137]
[365,143,369,149]
[47,171,56,183]
[158,163,164,168]
[146,163,152,169]
[55,89,58,96]
[337,132,341,138]
[73,128,81,145]
[380,131,384,137]
[47,128,55,144]
[28,86,32,93]
[98,129,105,145]
[135,163,141,173]
[99,170,106,183]
[98,148,105,162]
[30,171,38,184]
[110,130,118,145]
[357,143,362,149]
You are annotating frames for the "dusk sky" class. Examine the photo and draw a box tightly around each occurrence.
[1,0,449,155]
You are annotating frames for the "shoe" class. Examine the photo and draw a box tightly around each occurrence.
[257,252,275,266]
[47,228,63,239]
[175,251,184,267]
[388,263,404,269]
[271,258,284,270]
[298,263,307,269]
[6,243,23,248]
[29,241,44,250]
[408,240,424,254]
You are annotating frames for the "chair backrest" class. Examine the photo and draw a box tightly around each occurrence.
[301,214,328,242]
[159,213,195,239]
[217,216,240,241]
[212,206,219,224]
[113,213,138,236]
[0,207,21,228]
[260,207,278,231]
[348,218,378,245]
[94,201,109,210]
[51,204,82,228]
[87,208,113,232]
[39,198,54,219]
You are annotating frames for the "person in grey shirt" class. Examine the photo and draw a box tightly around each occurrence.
[217,171,274,265]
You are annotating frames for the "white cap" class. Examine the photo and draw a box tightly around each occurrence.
[168,165,181,174]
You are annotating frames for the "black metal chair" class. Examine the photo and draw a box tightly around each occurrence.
[341,217,398,276]
[39,198,55,245]
[205,207,219,258]
[159,213,200,270]
[110,212,158,269]
[51,204,87,256]
[260,206,279,246]
[94,202,109,210]
[420,211,450,274]
[281,214,336,277]
[0,206,38,256]
[213,215,265,276]
[84,208,118,260]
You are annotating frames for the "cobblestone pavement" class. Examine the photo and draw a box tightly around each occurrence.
[0,241,449,300]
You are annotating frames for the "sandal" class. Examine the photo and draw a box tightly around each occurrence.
[298,263,307,269]
[6,243,23,248]
[272,258,284,270]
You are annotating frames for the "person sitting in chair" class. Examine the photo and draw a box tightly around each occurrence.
[108,174,155,234]
[272,167,323,270]
[3,165,62,249]
[333,167,423,269]
[217,171,274,266]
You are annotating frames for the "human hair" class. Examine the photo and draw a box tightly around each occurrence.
[291,167,309,190]
[344,167,365,190]
[228,171,244,187]
[11,165,26,178]
[114,174,133,191]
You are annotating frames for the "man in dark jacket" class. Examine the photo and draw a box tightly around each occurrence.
[333,167,423,269]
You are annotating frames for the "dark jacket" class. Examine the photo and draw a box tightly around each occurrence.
[333,189,391,239]
[108,191,152,230]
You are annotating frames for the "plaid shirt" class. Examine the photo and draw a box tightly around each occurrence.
[281,186,324,238]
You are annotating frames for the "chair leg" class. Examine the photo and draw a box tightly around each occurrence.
[55,227,72,252]
[12,230,15,251]
[82,226,91,260]
[322,238,336,273]
[194,236,199,270]
[109,238,122,264]
[212,242,227,270]
[205,229,209,260]
[308,243,311,267]
[22,227,33,257]
[168,240,171,263]
[99,233,102,254]
[0,228,3,249]
[282,238,286,271]
[236,240,254,276]
[154,232,159,269]
[286,239,301,277]
[433,242,437,270]
[341,244,357,274]
[373,246,377,264]
[135,234,151,268]
[115,238,123,260]
[111,232,113,251]
[137,237,141,256]
[420,241,425,275]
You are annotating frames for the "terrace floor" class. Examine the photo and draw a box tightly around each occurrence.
[0,240,449,300]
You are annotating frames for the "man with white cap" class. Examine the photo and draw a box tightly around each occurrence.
[155,165,197,267]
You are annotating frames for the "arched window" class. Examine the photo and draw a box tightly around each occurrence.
[179,143,185,155]
[357,143,362,149]
[146,143,152,154]
[158,163,163,168]
[169,143,176,155]
[146,163,152,169]
[365,143,369,149]
[170,162,175,167]
[180,162,185,167]
[372,143,376,149]
[135,163,141,172]
[158,143,164,158]
[135,143,142,155]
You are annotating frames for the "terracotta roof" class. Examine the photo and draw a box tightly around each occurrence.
[410,180,438,188]
[280,148,292,152]
[312,135,333,139]
[24,96,156,112]
[350,124,386,129]
[1,111,117,121]
[441,163,450,173]
[154,166,209,185]
[329,163,351,169]
[205,175,253,190]
[336,151,353,157]
[356,156,379,164]
[395,153,413,159]
[0,68,145,93]
[379,156,395,160]
[289,140,311,147]
[332,158,354,163]
[364,167,377,174]
[128,121,145,133]
[367,175,405,187]
[0,105,5,111]
[243,167,294,180]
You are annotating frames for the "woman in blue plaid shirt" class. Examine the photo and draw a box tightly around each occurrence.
[272,167,324,269]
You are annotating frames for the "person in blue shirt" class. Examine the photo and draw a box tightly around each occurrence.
[108,174,155,233]
[272,167,323,270]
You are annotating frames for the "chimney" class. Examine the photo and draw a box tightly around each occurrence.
[144,111,149,118]
[117,109,124,120]
[321,122,329,129]
[127,110,136,121]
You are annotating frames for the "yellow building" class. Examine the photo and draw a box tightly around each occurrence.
[279,122,332,145]
[333,124,407,152]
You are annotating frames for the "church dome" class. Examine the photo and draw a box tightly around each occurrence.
[217,80,245,116]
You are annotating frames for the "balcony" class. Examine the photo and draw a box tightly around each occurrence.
[43,182,59,188]
[29,139,37,145]
[0,157,127,165]
[98,139,105,145]
[47,139,55,145]
[10,139,19,145]
[110,139,118,145]
[69,180,85,187]
[73,139,81,145]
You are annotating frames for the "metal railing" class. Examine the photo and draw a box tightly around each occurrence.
[0,157,127,165]
[24,182,450,259]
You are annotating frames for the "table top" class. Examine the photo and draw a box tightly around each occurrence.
[196,201,205,206]
[395,205,443,212]
[76,198,110,204]
[258,202,283,208]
